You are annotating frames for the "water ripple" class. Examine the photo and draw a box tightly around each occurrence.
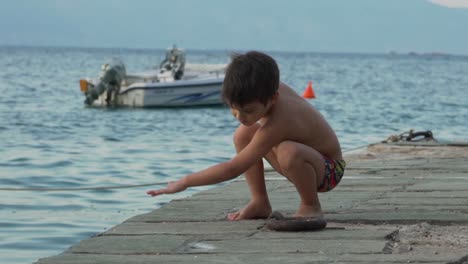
[0,203,86,211]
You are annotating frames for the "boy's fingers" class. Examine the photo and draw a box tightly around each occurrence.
[146,189,165,196]
[147,181,173,196]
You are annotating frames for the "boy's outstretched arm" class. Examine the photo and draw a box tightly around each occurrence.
[146,160,242,197]
[147,127,279,197]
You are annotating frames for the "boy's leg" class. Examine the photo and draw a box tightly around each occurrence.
[271,141,326,218]
[228,124,272,220]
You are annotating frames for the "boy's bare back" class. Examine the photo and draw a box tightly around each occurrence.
[256,82,342,161]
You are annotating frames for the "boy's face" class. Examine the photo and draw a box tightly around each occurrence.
[230,95,277,126]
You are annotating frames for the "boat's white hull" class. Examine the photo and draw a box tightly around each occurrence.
[81,53,227,107]
[90,78,224,107]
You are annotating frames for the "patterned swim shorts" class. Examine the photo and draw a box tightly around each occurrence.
[318,156,346,192]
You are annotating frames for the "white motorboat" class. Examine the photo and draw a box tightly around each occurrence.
[79,47,225,107]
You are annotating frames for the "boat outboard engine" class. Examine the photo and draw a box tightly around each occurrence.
[84,58,126,105]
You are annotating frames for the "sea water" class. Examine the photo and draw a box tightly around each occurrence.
[0,46,467,263]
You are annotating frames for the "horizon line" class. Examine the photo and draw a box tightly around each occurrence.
[1,43,467,58]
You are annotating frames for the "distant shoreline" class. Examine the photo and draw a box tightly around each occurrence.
[1,44,468,58]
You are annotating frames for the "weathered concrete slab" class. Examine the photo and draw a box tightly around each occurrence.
[273,192,375,212]
[327,210,468,224]
[365,197,468,205]
[386,190,468,198]
[35,143,468,264]
[35,252,464,264]
[352,204,467,213]
[104,221,263,236]
[66,235,187,254]
[189,181,251,200]
[126,199,235,222]
[252,226,393,240]
[407,180,468,191]
[346,158,468,171]
[191,179,285,201]
[181,238,386,254]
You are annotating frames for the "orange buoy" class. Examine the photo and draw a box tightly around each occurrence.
[302,81,316,99]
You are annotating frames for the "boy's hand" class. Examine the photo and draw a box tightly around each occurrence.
[146,179,187,196]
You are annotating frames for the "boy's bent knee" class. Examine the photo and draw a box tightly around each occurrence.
[276,141,324,175]
[276,141,303,172]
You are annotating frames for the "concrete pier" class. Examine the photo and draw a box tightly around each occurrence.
[35,143,468,264]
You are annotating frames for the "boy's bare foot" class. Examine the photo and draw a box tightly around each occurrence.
[227,200,272,221]
[293,204,324,219]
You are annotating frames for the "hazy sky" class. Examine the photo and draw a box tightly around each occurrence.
[1,0,468,54]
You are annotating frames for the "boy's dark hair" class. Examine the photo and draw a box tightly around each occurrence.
[222,51,279,107]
